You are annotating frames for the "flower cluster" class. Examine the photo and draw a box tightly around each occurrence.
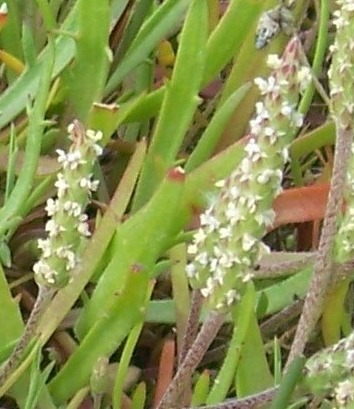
[302,332,354,407]
[33,121,102,289]
[329,0,354,263]
[186,37,310,311]
[328,0,354,130]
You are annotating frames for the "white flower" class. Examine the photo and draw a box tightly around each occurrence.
[245,138,262,161]
[250,118,262,135]
[335,380,354,405]
[225,289,239,306]
[186,263,196,278]
[63,201,82,217]
[194,228,207,244]
[195,251,208,267]
[255,102,269,120]
[264,127,278,145]
[45,220,65,237]
[280,101,293,117]
[77,221,91,237]
[200,277,215,298]
[242,234,257,251]
[254,76,279,95]
[54,173,69,198]
[33,260,56,285]
[225,202,242,223]
[86,129,103,142]
[219,226,232,239]
[79,176,99,192]
[93,144,103,156]
[297,66,312,91]
[45,198,59,216]
[255,209,276,227]
[266,54,282,70]
[200,211,220,232]
[187,243,198,255]
[37,238,52,258]
[257,169,277,185]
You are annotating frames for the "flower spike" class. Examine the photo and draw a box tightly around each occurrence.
[34,120,102,288]
[186,37,310,311]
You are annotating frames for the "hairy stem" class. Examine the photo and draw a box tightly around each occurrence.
[184,387,278,409]
[178,289,203,366]
[287,126,352,366]
[0,286,55,386]
[157,311,225,409]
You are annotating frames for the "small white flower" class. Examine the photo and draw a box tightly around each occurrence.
[195,251,208,267]
[255,209,276,227]
[77,221,91,237]
[37,238,52,258]
[242,234,257,251]
[54,173,69,198]
[93,144,103,156]
[33,260,56,285]
[266,54,282,70]
[254,76,279,95]
[186,263,196,278]
[200,277,215,298]
[245,138,262,162]
[280,101,293,117]
[213,268,225,285]
[219,226,232,239]
[333,14,349,29]
[229,186,240,199]
[225,202,242,223]
[255,102,269,120]
[200,211,220,232]
[250,118,262,136]
[45,220,65,237]
[297,66,312,91]
[225,289,239,306]
[187,243,198,255]
[256,169,276,185]
[63,201,82,217]
[264,126,278,145]
[194,228,207,244]
[55,247,76,270]
[45,198,59,216]
[335,380,354,405]
[86,129,103,142]
[209,257,219,272]
[79,176,99,192]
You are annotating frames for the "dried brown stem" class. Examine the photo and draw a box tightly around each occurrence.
[157,311,225,409]
[183,387,278,409]
[287,127,352,366]
[178,290,203,366]
[0,286,55,387]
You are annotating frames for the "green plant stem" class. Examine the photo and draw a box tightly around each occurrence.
[298,0,330,114]
[269,357,306,409]
[287,126,353,366]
